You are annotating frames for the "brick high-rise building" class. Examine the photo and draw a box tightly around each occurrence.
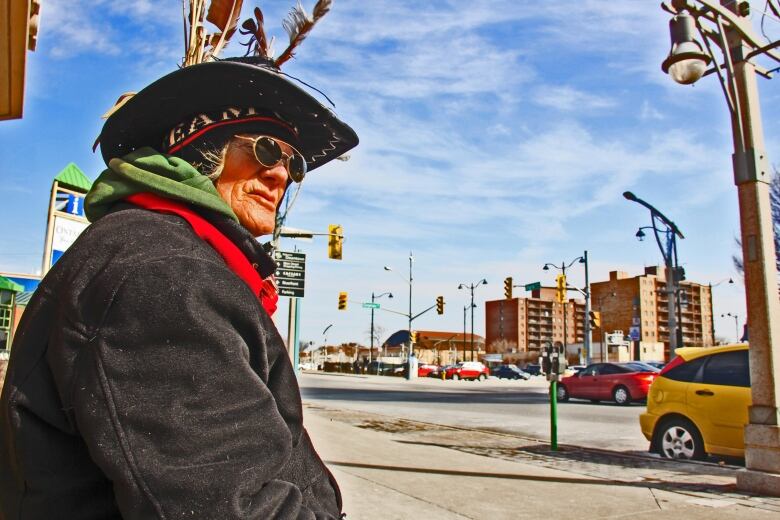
[485,288,585,355]
[591,267,714,361]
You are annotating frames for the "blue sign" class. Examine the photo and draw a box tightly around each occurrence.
[66,194,85,216]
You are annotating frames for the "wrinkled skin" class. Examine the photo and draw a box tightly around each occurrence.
[215,135,291,236]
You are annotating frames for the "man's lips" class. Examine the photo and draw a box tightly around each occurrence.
[246,192,276,210]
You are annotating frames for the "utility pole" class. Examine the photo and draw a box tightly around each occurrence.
[583,250,592,365]
[458,279,487,361]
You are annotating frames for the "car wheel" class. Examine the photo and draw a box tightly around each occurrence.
[452,374,460,381]
[557,384,569,402]
[613,385,632,405]
[656,417,705,460]
[478,374,486,381]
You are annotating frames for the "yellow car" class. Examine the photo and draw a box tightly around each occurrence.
[639,343,750,460]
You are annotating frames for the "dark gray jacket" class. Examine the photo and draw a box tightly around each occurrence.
[0,205,341,519]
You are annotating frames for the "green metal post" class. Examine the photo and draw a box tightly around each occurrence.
[293,298,301,372]
[550,379,558,451]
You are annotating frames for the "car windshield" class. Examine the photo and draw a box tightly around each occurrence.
[624,362,660,373]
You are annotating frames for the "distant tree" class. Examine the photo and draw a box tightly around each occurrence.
[733,168,780,282]
[365,324,386,348]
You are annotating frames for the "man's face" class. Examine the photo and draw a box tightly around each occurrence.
[215,135,290,236]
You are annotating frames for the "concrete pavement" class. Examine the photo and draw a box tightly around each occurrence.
[302,374,780,519]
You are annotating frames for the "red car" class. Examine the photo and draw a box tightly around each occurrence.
[444,362,490,381]
[417,364,441,378]
[557,363,658,405]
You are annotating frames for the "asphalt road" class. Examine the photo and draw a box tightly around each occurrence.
[299,372,651,453]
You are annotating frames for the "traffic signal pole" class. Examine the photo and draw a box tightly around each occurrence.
[550,379,558,451]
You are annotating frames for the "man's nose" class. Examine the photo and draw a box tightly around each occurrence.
[260,163,290,186]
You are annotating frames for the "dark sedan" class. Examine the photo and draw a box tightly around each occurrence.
[492,365,531,380]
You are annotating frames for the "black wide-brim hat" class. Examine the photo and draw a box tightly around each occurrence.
[98,57,358,172]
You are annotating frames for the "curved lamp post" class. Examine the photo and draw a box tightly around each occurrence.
[384,252,413,361]
[458,279,487,361]
[709,278,735,343]
[660,0,780,494]
[543,252,590,364]
[624,191,685,357]
[721,312,741,343]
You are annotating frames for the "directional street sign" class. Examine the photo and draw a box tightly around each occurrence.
[362,302,380,309]
[274,251,306,298]
[524,282,541,291]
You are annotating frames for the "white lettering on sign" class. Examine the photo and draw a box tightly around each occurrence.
[51,216,89,252]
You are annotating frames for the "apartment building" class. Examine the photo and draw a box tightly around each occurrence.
[485,287,585,355]
[591,267,714,361]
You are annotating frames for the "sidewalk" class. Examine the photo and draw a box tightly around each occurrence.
[303,403,780,519]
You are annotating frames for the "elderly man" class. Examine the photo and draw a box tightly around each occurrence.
[0,18,357,519]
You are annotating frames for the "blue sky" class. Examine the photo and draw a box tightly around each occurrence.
[2,0,779,346]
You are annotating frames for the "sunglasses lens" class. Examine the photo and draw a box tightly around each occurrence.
[288,153,307,183]
[253,136,282,167]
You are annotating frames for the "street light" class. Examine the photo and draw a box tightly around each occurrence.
[369,291,393,373]
[721,312,741,343]
[542,252,591,365]
[709,278,735,344]
[458,279,487,361]
[660,1,780,494]
[623,191,684,358]
[320,324,333,369]
[384,251,413,361]
[661,11,712,84]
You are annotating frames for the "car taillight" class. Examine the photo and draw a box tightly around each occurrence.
[659,356,685,376]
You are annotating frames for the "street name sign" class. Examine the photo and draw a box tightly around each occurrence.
[524,282,541,291]
[362,302,380,309]
[274,250,306,298]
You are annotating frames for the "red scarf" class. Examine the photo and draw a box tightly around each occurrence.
[126,193,278,316]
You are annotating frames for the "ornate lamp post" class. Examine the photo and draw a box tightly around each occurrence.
[458,279,487,361]
[660,0,780,495]
[624,192,685,357]
[543,253,589,364]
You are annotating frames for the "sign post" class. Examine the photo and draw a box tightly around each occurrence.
[274,251,306,370]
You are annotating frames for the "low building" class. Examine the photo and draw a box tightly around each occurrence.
[384,329,485,365]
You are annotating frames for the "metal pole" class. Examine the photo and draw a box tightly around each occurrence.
[463,305,467,362]
[287,297,297,370]
[709,283,716,345]
[665,237,677,360]
[470,286,475,361]
[293,297,301,372]
[734,315,739,343]
[584,250,591,365]
[408,252,413,361]
[561,263,568,349]
[551,381,558,450]
[370,292,375,367]
[673,235,684,349]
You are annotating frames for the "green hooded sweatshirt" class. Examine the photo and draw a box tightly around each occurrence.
[84,147,238,223]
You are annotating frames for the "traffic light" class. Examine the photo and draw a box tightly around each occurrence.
[410,331,417,344]
[588,310,601,329]
[328,224,343,260]
[436,296,445,315]
[338,291,347,310]
[504,277,513,299]
[556,274,567,303]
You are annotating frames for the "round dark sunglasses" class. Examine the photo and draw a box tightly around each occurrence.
[235,135,307,183]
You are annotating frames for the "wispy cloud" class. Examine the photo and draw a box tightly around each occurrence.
[532,86,616,112]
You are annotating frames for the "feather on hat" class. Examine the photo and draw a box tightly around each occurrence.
[97,1,356,172]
